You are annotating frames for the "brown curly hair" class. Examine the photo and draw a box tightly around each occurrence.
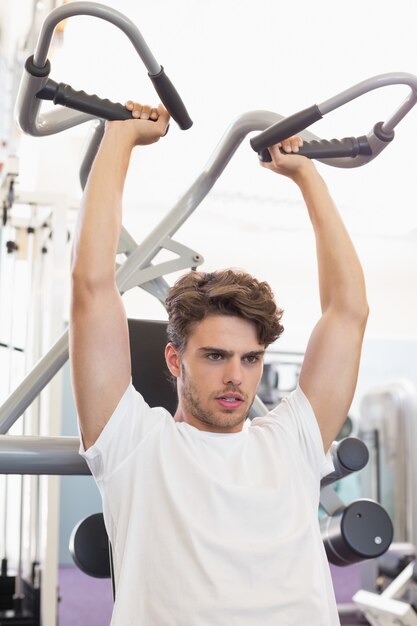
[165,269,284,353]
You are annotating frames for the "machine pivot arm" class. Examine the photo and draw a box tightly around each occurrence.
[15,1,192,136]
[250,72,417,167]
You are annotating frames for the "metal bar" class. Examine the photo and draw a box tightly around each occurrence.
[0,436,89,475]
[382,89,417,137]
[16,2,162,136]
[319,485,345,516]
[0,331,68,434]
[139,275,172,306]
[15,69,96,136]
[381,561,414,599]
[318,72,417,116]
[79,119,105,190]
[33,2,160,73]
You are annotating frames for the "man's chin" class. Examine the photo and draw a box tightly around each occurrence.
[220,402,250,417]
[212,407,248,427]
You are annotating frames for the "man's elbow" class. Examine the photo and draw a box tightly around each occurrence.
[356,296,369,323]
[330,298,369,330]
[71,268,116,302]
[347,300,369,331]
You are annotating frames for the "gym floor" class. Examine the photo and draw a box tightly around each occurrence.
[57,563,367,625]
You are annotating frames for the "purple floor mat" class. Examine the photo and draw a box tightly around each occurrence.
[58,566,113,626]
[331,563,361,602]
[58,563,367,625]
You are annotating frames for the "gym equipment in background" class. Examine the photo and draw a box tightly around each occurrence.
[352,381,417,624]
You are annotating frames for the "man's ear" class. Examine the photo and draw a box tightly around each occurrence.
[165,342,181,378]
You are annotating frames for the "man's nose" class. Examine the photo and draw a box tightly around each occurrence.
[222,359,242,386]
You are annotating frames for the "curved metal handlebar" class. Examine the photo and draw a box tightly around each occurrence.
[251,72,417,168]
[15,1,192,136]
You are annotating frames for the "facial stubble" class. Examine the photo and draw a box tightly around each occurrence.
[180,363,253,430]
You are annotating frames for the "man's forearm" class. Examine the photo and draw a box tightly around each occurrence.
[296,166,368,318]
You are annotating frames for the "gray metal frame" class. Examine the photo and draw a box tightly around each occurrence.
[315,72,417,168]
[251,72,417,169]
[15,1,161,136]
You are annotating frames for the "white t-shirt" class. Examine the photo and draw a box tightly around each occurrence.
[80,384,340,626]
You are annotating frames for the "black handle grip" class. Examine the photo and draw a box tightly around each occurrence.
[37,80,132,120]
[149,67,193,130]
[259,136,372,163]
[250,104,323,154]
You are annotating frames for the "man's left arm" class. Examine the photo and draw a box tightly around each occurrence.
[263,139,369,452]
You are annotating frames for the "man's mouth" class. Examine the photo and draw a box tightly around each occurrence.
[215,394,244,410]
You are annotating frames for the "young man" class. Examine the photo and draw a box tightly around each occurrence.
[70,102,368,626]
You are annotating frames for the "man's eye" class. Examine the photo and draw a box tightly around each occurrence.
[207,353,223,361]
[244,355,259,364]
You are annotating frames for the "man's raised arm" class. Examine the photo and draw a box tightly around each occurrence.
[261,137,369,452]
[70,102,170,450]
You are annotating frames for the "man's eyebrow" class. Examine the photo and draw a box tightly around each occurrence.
[244,350,266,358]
[198,347,265,358]
[198,347,233,357]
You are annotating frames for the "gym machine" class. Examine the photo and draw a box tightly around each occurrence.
[352,381,417,625]
[2,0,417,622]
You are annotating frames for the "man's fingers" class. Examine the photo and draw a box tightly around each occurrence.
[290,137,299,152]
[279,135,303,153]
[139,104,152,120]
[280,139,293,153]
[122,100,170,141]
[132,103,142,119]
[124,101,169,127]
[124,101,153,120]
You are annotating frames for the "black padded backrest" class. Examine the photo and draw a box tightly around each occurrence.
[127,319,178,416]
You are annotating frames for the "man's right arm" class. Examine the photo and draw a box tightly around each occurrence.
[70,103,170,450]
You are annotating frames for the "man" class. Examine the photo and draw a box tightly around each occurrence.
[70,101,368,625]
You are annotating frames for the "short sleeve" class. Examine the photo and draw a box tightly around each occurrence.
[78,382,171,481]
[252,385,334,480]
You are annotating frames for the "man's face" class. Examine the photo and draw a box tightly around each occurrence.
[165,315,265,433]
